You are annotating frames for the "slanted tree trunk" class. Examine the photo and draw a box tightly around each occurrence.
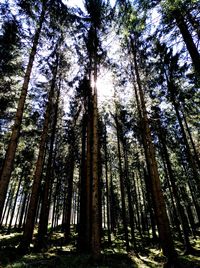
[132,70,158,242]
[168,82,200,192]
[36,88,60,249]
[7,172,23,234]
[130,36,177,264]
[172,8,200,76]
[156,110,193,253]
[0,2,47,220]
[17,179,30,230]
[0,183,13,226]
[19,61,58,252]
[185,10,200,40]
[180,108,200,170]
[160,152,183,241]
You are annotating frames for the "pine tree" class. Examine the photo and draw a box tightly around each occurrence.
[0,0,47,220]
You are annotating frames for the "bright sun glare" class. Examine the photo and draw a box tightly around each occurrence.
[62,0,116,106]
[96,72,114,103]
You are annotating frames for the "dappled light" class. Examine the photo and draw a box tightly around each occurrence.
[0,0,200,267]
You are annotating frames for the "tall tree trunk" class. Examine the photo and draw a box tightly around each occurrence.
[173,8,200,76]
[18,189,29,230]
[91,83,101,258]
[143,169,158,241]
[109,162,117,234]
[36,89,60,249]
[78,114,88,251]
[123,143,136,248]
[0,184,13,226]
[7,172,23,233]
[160,152,183,241]
[156,111,193,253]
[130,36,177,263]
[168,83,200,192]
[185,10,200,40]
[0,2,46,220]
[103,123,111,245]
[180,108,200,170]
[64,154,75,241]
[132,68,158,241]
[64,105,81,241]
[19,63,57,252]
[115,114,130,252]
[85,110,92,251]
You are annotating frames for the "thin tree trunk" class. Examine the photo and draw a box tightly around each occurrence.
[91,83,101,258]
[18,190,28,230]
[123,144,136,248]
[173,8,200,76]
[36,88,60,249]
[156,113,193,253]
[7,173,23,233]
[143,169,157,241]
[181,108,200,170]
[104,124,111,245]
[78,114,87,251]
[0,2,46,220]
[0,186,12,226]
[85,111,92,251]
[64,152,75,241]
[160,153,183,241]
[130,36,177,263]
[115,114,130,252]
[19,63,57,252]
[168,84,200,192]
[109,163,117,234]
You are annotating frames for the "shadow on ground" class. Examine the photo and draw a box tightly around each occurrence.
[0,249,138,267]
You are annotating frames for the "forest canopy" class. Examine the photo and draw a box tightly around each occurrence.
[0,0,200,267]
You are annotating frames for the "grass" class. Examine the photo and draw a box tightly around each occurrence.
[0,228,200,267]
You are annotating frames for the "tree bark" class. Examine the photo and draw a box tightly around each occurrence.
[168,82,200,192]
[19,61,57,252]
[180,108,200,171]
[156,111,193,253]
[78,114,88,251]
[103,123,111,245]
[36,88,60,249]
[91,83,101,258]
[173,8,200,77]
[7,172,23,233]
[130,36,177,263]
[0,2,46,220]
[115,114,130,252]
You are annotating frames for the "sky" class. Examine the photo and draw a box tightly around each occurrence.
[65,0,116,9]
[62,0,117,104]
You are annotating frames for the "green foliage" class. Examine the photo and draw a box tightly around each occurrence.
[0,230,200,267]
[0,16,22,116]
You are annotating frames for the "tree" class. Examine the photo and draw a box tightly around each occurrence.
[19,49,60,252]
[0,0,47,220]
[117,1,178,263]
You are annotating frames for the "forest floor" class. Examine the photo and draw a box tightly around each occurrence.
[0,229,200,267]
